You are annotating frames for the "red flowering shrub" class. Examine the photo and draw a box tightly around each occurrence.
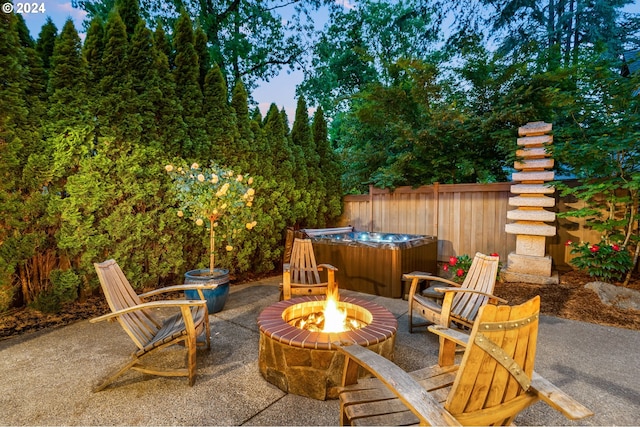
[566,239,632,281]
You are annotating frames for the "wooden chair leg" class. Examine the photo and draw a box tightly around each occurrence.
[93,357,140,392]
[438,336,457,367]
[187,336,197,386]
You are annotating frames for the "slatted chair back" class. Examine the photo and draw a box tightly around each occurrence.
[445,296,540,425]
[289,238,322,285]
[450,252,500,326]
[94,260,162,349]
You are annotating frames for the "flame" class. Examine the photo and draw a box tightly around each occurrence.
[322,278,347,333]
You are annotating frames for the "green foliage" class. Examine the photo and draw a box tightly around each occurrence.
[35,17,57,71]
[442,254,474,284]
[31,269,80,313]
[335,58,509,192]
[173,10,207,158]
[553,54,640,280]
[567,240,633,282]
[442,253,502,284]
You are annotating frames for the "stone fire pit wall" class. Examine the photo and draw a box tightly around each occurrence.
[257,296,397,400]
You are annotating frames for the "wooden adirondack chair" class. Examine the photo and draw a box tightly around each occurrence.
[89,259,215,392]
[405,253,507,365]
[337,296,594,426]
[406,253,506,331]
[281,238,337,300]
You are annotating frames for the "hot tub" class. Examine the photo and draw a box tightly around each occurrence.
[306,230,437,298]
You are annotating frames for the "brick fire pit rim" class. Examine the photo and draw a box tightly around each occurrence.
[257,295,398,350]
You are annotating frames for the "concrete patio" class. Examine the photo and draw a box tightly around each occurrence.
[1,275,638,425]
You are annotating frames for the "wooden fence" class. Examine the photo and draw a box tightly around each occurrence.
[336,182,603,269]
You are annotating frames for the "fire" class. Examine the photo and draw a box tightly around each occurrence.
[321,277,346,332]
[322,293,347,333]
[290,279,364,332]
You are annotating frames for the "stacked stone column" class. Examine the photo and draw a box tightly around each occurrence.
[501,122,559,285]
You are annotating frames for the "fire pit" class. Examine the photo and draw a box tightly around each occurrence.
[257,286,397,400]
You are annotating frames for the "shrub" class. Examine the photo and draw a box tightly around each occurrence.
[566,240,633,282]
[443,253,501,283]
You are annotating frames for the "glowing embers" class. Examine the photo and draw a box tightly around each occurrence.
[287,281,366,333]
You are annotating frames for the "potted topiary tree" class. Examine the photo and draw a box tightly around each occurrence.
[165,162,257,312]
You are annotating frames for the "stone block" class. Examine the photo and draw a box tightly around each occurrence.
[515,235,547,257]
[516,147,549,158]
[311,349,334,370]
[518,121,552,136]
[507,209,556,222]
[500,269,559,285]
[512,171,555,182]
[287,366,327,400]
[517,135,553,145]
[510,184,555,194]
[283,345,312,367]
[514,158,554,170]
[509,195,556,208]
[506,252,552,274]
[506,222,556,236]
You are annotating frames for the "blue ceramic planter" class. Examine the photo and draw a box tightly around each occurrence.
[184,268,230,313]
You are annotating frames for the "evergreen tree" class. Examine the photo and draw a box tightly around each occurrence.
[263,103,296,225]
[290,96,315,225]
[115,0,141,39]
[0,11,28,310]
[15,15,47,126]
[83,16,105,92]
[313,106,343,225]
[47,19,88,128]
[35,17,57,71]
[195,26,210,91]
[173,10,207,159]
[153,21,173,69]
[203,64,240,167]
[231,80,254,162]
[150,23,185,156]
[128,19,161,146]
[99,10,139,142]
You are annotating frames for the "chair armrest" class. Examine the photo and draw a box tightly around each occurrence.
[428,325,471,347]
[89,299,207,323]
[417,275,461,288]
[337,343,462,426]
[137,283,219,299]
[433,287,508,304]
[530,372,594,420]
[317,263,337,271]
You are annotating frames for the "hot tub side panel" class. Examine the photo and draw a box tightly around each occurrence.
[312,239,437,298]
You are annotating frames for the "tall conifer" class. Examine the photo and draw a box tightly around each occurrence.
[47,19,88,128]
[313,106,343,224]
[203,64,241,167]
[153,21,173,69]
[151,23,185,156]
[83,16,105,92]
[173,10,207,159]
[0,11,28,309]
[35,17,57,72]
[115,0,141,39]
[99,10,138,142]
[195,27,210,91]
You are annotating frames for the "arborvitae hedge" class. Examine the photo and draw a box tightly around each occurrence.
[0,10,343,312]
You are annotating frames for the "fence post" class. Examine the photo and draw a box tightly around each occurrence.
[433,182,439,237]
[369,184,374,232]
